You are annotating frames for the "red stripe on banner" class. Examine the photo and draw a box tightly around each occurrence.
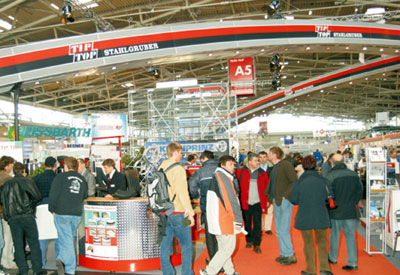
[0,46,69,68]
[1,24,398,68]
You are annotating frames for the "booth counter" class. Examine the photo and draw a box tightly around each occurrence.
[78,197,181,272]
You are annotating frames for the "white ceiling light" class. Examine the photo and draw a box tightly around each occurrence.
[380,48,384,52]
[308,10,312,15]
[50,3,59,10]
[306,46,310,50]
[156,79,198,89]
[363,46,367,50]
[8,15,15,21]
[0,19,12,30]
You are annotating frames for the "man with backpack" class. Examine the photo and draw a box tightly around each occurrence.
[158,142,195,275]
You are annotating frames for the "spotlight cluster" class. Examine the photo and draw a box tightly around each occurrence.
[61,3,75,24]
[270,54,283,91]
[265,0,282,19]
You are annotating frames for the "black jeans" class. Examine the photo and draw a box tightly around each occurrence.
[8,216,42,274]
[243,203,262,246]
[202,213,218,260]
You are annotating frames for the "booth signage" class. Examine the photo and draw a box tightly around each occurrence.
[18,126,91,137]
[146,139,229,162]
[229,57,256,96]
[84,205,118,260]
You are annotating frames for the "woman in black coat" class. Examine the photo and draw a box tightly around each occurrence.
[290,155,334,275]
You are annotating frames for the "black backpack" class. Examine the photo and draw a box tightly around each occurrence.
[147,162,180,216]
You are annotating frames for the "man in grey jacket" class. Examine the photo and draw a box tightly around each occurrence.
[327,154,363,271]
[189,150,219,263]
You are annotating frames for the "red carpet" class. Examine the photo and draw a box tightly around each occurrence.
[193,206,400,275]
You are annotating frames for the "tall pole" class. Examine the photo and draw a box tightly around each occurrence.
[11,82,22,141]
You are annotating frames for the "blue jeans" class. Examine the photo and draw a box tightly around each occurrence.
[274,198,294,257]
[329,219,358,266]
[54,215,81,274]
[39,239,59,268]
[160,214,193,275]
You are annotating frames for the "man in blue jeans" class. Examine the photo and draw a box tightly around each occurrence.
[327,154,363,271]
[159,142,195,275]
[49,157,88,275]
[265,146,298,265]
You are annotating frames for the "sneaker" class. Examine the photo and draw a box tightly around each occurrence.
[56,259,65,275]
[266,230,273,235]
[275,255,287,262]
[200,269,210,275]
[342,265,357,271]
[280,255,297,265]
[254,246,262,253]
[320,271,334,275]
[301,271,316,275]
[245,242,252,248]
[328,258,337,265]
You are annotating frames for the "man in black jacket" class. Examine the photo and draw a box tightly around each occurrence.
[327,154,363,271]
[189,150,219,263]
[49,157,88,275]
[0,162,44,275]
[101,158,127,198]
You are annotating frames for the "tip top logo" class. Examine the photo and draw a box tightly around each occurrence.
[69,42,98,62]
[315,25,331,38]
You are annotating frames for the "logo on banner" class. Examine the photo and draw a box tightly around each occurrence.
[229,57,256,96]
[69,42,98,62]
[315,25,362,39]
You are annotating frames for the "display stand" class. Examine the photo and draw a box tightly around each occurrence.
[365,147,387,255]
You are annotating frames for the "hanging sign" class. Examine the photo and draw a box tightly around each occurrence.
[229,57,256,96]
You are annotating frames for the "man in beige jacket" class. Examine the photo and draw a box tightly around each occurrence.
[159,142,195,275]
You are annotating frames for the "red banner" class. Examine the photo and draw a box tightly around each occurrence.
[229,57,256,96]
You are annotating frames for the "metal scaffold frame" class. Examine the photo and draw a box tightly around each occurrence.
[128,83,239,155]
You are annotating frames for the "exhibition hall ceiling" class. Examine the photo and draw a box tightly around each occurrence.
[0,0,399,122]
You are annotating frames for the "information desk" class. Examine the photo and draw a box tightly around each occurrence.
[78,197,181,272]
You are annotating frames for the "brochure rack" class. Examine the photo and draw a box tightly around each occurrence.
[365,147,387,255]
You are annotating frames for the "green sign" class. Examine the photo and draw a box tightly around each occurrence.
[19,126,91,138]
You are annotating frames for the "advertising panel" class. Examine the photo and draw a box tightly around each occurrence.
[84,205,118,260]
[91,114,128,143]
[0,142,23,162]
[229,57,256,96]
[145,139,229,163]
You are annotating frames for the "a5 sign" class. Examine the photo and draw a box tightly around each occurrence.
[228,57,256,96]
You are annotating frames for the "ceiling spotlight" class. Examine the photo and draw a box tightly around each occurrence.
[306,46,310,50]
[236,50,240,54]
[112,66,116,70]
[395,49,399,53]
[35,81,40,85]
[308,10,312,15]
[349,81,353,84]
[380,48,384,52]
[208,53,213,56]
[345,46,349,50]
[61,4,74,24]
[334,86,337,89]
[363,46,368,51]
[260,49,265,52]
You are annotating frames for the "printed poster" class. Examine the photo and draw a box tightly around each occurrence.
[84,205,118,260]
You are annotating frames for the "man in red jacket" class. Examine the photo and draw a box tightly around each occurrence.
[236,152,269,253]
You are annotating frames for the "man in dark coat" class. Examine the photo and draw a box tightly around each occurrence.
[101,158,127,198]
[327,154,363,271]
[290,155,333,275]
[189,150,219,262]
[0,162,44,275]
[265,146,297,265]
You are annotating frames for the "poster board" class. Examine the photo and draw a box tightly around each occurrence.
[0,141,23,162]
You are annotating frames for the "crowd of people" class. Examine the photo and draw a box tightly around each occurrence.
[0,143,369,275]
[185,146,363,275]
[0,155,128,275]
